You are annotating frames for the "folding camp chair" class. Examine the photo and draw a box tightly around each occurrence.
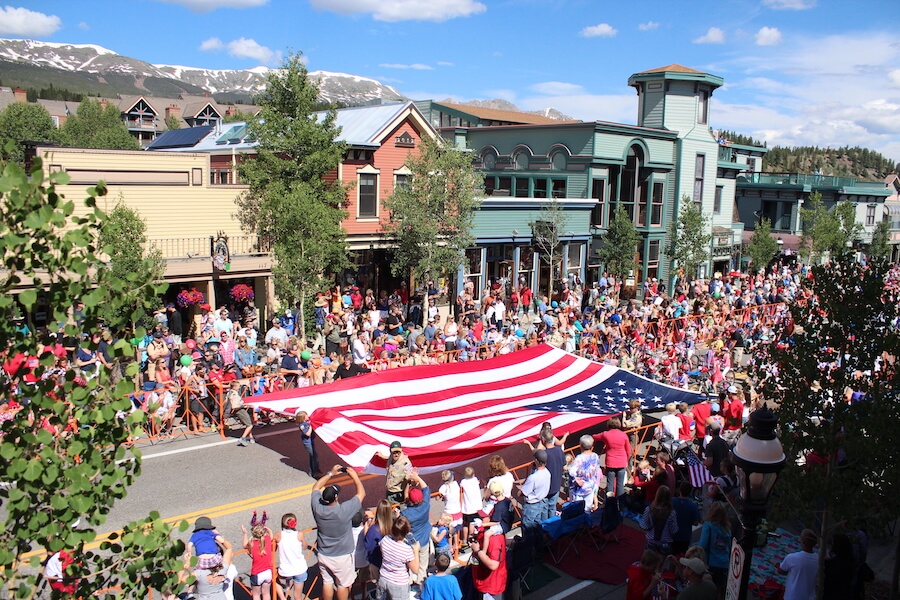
[540,500,590,563]
[508,527,541,593]
[589,492,623,551]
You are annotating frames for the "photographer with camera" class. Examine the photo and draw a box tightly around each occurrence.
[311,465,366,600]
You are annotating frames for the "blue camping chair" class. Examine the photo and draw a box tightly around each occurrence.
[540,500,593,563]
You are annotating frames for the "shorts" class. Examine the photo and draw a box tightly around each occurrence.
[462,513,479,526]
[250,569,272,586]
[234,408,252,427]
[279,572,308,585]
[449,512,463,528]
[318,553,356,588]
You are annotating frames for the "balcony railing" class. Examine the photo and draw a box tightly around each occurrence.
[147,235,270,261]
[737,172,885,190]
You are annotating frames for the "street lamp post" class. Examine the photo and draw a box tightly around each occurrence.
[731,407,786,600]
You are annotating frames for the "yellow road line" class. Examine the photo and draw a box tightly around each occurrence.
[19,473,377,560]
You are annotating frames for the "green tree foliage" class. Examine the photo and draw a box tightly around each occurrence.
[0,159,185,598]
[382,135,481,290]
[98,198,166,326]
[799,193,863,263]
[0,102,59,166]
[746,217,779,274]
[757,256,900,596]
[529,201,570,298]
[59,98,140,150]
[222,109,251,123]
[596,205,640,282]
[236,52,348,338]
[868,219,891,262]
[164,114,181,131]
[668,198,710,279]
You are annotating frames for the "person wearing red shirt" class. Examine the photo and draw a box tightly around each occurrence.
[626,550,662,600]
[676,403,694,441]
[691,401,711,445]
[471,527,507,599]
[723,385,744,444]
[593,416,632,497]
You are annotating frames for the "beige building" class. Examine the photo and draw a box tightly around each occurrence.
[34,145,274,322]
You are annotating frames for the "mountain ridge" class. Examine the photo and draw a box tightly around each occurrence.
[0,38,569,119]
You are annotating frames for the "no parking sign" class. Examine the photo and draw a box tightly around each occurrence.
[725,537,744,600]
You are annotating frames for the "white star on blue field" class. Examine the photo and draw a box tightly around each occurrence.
[527,369,702,415]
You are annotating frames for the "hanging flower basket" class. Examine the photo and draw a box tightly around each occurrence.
[176,288,205,308]
[230,283,255,303]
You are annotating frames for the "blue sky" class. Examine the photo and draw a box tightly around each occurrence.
[7,0,900,164]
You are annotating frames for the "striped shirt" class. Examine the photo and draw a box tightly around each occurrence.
[378,536,414,585]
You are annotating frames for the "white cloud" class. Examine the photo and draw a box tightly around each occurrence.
[638,21,659,31]
[199,37,224,52]
[0,6,61,36]
[310,0,485,22]
[154,0,268,12]
[437,61,455,67]
[379,63,434,70]
[755,27,782,46]
[78,21,90,31]
[529,81,585,96]
[227,38,279,64]
[762,0,816,9]
[580,23,617,38]
[694,27,725,44]
[887,69,900,88]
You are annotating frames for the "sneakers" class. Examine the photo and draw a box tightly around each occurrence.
[249,437,256,444]
[238,438,247,447]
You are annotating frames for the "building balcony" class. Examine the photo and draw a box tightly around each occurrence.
[148,235,271,261]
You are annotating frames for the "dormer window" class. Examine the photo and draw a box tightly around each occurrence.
[395,132,415,148]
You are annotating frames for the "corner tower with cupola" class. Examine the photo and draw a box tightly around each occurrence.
[629,65,742,279]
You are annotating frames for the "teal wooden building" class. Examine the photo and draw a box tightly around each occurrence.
[440,64,757,298]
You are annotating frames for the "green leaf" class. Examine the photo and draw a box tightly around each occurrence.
[18,288,36,308]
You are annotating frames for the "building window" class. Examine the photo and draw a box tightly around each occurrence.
[534,179,548,198]
[464,248,484,300]
[515,177,529,198]
[867,205,876,226]
[515,152,529,171]
[497,177,511,196]
[395,173,409,191]
[714,185,723,214]
[551,179,566,198]
[651,182,663,226]
[647,240,660,280]
[746,157,757,172]
[698,89,709,125]
[551,152,567,171]
[693,154,705,207]
[591,179,606,228]
[359,173,377,218]
[483,176,496,195]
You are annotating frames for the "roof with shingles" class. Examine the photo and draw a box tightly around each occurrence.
[434,101,564,125]
[637,64,706,75]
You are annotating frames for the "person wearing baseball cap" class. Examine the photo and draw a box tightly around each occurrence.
[311,465,365,600]
[678,556,716,598]
[723,384,744,443]
[381,441,412,505]
[400,471,431,585]
[518,449,550,530]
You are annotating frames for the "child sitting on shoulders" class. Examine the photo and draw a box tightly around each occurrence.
[431,513,453,559]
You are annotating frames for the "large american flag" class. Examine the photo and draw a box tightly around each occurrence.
[247,345,704,473]
[685,447,715,488]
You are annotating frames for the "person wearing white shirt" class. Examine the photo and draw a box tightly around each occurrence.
[264,319,288,346]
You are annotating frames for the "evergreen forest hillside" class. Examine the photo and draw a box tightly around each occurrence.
[719,130,899,181]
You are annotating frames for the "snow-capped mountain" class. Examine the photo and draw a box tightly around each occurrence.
[0,38,406,105]
[0,38,570,118]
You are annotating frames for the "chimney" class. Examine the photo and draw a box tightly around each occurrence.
[13,87,26,103]
[166,104,182,124]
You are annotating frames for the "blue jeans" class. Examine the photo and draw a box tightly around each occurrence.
[542,492,559,521]
[302,437,319,476]
[522,501,543,529]
[606,467,627,498]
